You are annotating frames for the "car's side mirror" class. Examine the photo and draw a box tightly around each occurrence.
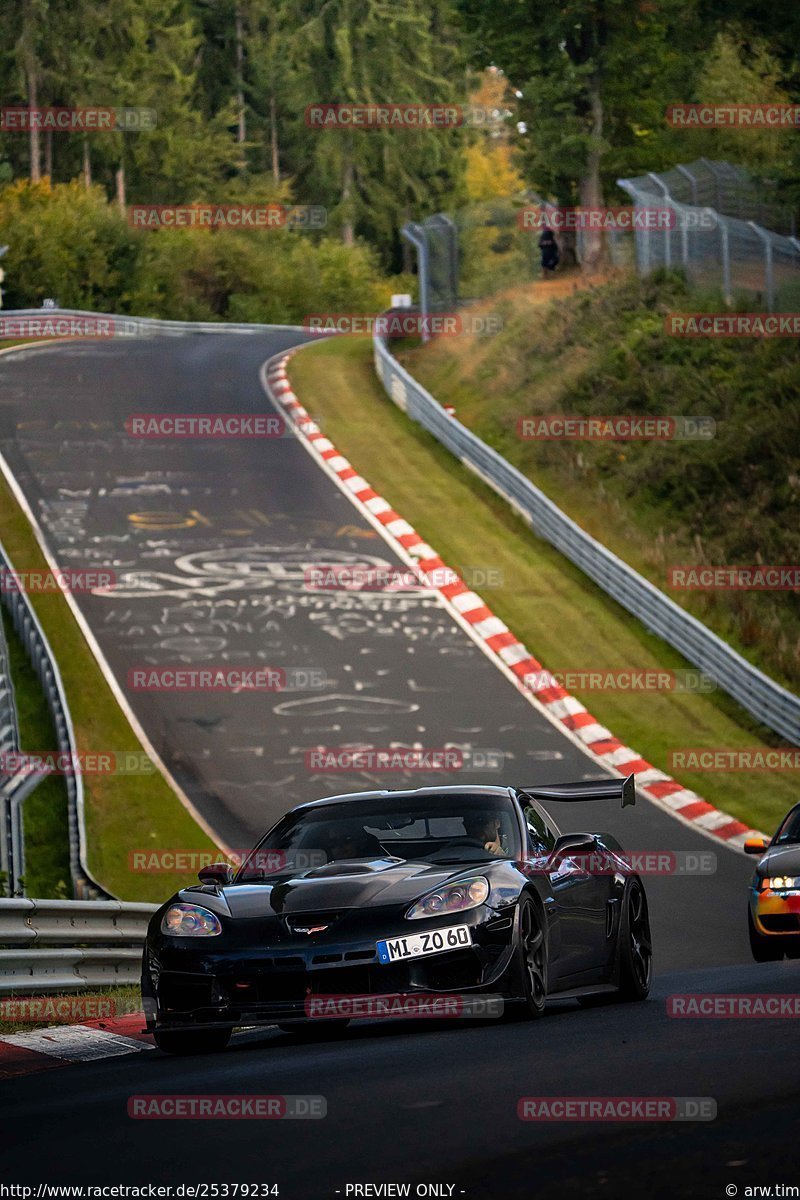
[198,862,233,886]
[743,836,769,855]
[549,833,596,863]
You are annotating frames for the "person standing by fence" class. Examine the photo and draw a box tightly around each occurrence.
[539,228,560,277]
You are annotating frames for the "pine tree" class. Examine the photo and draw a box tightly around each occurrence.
[456,0,707,270]
[282,0,466,251]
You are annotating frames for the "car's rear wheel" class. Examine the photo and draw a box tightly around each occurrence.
[515,895,547,1018]
[153,1028,231,1056]
[748,910,785,962]
[277,1019,350,1037]
[617,880,652,1001]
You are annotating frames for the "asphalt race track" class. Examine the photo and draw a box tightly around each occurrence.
[1,332,614,847]
[0,333,795,1197]
[3,962,800,1196]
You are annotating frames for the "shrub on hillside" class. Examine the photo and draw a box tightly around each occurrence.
[0,182,392,322]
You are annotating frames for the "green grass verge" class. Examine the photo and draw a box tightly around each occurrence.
[0,469,219,901]
[401,272,800,694]
[1,607,71,898]
[0,984,141,1034]
[289,335,796,836]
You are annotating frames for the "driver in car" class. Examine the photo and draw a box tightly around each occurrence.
[323,823,384,862]
[463,812,506,856]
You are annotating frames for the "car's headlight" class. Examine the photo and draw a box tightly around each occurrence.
[161,903,222,936]
[761,876,798,891]
[406,877,490,920]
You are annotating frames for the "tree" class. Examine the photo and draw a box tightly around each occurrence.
[456,0,706,270]
[5,0,78,182]
[687,30,799,204]
[81,0,241,207]
[463,68,524,202]
[282,0,466,252]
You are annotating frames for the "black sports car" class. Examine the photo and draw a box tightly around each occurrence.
[142,776,652,1054]
[745,801,800,961]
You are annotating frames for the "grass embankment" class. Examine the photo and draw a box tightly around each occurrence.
[289,334,797,835]
[1,607,70,897]
[0,469,219,901]
[0,984,141,1034]
[401,271,800,695]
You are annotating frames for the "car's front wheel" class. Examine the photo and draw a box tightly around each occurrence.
[514,895,548,1018]
[748,910,785,962]
[617,880,652,1001]
[153,1028,232,1056]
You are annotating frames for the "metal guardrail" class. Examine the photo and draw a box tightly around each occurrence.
[0,897,156,993]
[0,539,112,900]
[0,309,320,337]
[0,608,21,889]
[372,334,800,746]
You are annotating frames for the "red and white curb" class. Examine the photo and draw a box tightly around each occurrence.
[265,351,764,852]
[0,1013,153,1079]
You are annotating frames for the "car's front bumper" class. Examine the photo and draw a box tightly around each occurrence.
[144,909,517,1031]
[751,886,800,936]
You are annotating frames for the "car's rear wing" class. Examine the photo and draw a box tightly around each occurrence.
[518,774,636,809]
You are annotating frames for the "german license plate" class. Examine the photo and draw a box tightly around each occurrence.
[376,924,472,964]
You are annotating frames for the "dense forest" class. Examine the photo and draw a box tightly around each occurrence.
[1,0,799,315]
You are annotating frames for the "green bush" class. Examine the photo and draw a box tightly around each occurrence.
[0,181,394,323]
[0,180,138,310]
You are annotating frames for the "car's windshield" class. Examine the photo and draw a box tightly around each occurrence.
[236,793,522,881]
[773,806,800,846]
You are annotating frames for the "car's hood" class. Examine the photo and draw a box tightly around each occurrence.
[758,844,800,876]
[218,857,483,917]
